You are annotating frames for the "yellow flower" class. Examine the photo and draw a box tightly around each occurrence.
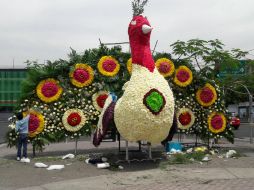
[69,63,94,88]
[173,66,193,87]
[208,112,226,134]
[155,58,175,77]
[36,78,63,103]
[97,56,120,77]
[196,83,217,107]
[28,110,45,138]
[127,58,132,74]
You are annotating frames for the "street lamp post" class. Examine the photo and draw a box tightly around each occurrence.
[235,82,253,143]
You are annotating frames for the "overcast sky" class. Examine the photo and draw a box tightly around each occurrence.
[1,0,254,68]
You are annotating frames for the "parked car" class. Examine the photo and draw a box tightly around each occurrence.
[229,113,241,130]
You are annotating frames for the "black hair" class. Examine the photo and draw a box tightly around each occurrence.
[16,112,23,120]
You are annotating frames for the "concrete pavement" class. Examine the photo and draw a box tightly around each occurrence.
[1,138,254,190]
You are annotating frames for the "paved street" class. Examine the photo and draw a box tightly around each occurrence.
[0,138,254,190]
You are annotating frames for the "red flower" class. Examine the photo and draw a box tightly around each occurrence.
[158,62,171,74]
[96,94,108,109]
[73,69,90,83]
[200,87,215,103]
[211,114,223,130]
[176,70,190,83]
[41,81,59,98]
[67,112,82,127]
[102,60,117,72]
[29,114,40,132]
[179,112,191,126]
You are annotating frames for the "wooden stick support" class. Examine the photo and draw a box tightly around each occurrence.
[75,138,78,156]
[125,140,129,162]
[148,142,152,159]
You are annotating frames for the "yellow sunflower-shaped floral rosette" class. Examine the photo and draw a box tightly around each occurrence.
[69,63,94,88]
[36,78,63,103]
[208,112,227,134]
[173,66,193,87]
[97,56,120,77]
[196,83,217,107]
[126,58,132,74]
[28,110,45,138]
[155,58,175,77]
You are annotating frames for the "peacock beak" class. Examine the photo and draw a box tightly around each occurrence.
[142,24,153,34]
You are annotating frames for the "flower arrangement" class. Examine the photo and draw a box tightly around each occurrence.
[5,45,234,150]
[173,66,193,87]
[196,83,217,107]
[29,110,45,138]
[92,91,109,111]
[97,56,120,77]
[127,58,132,74]
[208,112,227,134]
[69,63,94,88]
[176,107,195,130]
[36,78,63,103]
[62,109,86,132]
[155,58,175,77]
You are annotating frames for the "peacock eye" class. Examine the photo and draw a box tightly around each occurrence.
[131,20,136,25]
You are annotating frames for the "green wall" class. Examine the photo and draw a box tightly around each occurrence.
[0,69,27,107]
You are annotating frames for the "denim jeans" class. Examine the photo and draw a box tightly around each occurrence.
[17,133,28,158]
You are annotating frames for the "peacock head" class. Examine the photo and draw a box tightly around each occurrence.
[128,15,153,45]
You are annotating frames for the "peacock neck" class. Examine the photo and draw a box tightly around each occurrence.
[130,42,155,72]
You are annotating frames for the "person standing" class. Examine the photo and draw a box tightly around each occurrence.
[15,111,30,161]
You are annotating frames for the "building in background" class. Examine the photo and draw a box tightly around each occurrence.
[0,69,27,111]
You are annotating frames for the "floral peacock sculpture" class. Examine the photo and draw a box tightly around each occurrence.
[93,0,175,145]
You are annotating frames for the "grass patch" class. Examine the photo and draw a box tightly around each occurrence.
[186,151,206,161]
[159,151,207,169]
[33,156,62,162]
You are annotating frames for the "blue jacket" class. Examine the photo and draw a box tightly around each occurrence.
[16,115,30,134]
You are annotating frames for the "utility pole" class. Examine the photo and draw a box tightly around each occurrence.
[234,82,253,143]
[12,58,15,69]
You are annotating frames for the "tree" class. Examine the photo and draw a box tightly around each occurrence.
[170,39,253,105]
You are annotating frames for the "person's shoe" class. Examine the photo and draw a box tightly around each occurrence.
[21,157,30,163]
[16,157,21,161]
